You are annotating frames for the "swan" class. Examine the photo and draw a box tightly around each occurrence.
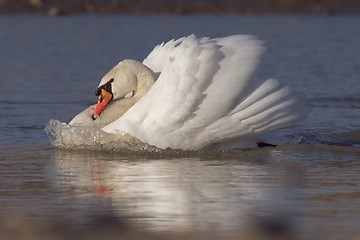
[69,34,307,150]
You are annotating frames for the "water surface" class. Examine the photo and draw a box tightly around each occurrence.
[0,15,360,239]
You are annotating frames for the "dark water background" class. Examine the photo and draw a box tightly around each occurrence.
[0,15,360,239]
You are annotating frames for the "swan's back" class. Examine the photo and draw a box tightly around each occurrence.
[103,35,307,150]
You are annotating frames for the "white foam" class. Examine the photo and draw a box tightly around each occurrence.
[44,119,160,152]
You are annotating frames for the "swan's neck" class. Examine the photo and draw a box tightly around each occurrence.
[131,60,156,98]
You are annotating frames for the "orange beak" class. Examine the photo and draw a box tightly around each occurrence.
[92,89,113,119]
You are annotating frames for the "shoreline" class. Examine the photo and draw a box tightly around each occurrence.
[1,0,360,16]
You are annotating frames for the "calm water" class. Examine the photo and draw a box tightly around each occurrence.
[0,15,360,239]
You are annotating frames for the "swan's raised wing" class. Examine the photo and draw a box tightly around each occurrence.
[143,37,185,74]
[103,35,306,150]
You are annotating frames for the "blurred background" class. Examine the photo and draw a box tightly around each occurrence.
[1,0,360,15]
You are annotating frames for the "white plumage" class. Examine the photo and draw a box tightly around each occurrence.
[71,34,307,150]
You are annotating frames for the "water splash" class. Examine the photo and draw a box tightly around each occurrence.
[44,119,160,152]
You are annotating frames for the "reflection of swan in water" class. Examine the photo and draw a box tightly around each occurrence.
[47,150,296,231]
[68,35,307,150]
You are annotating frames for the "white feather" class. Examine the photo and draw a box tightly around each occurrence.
[102,35,307,150]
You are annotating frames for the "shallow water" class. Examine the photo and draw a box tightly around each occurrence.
[1,15,360,239]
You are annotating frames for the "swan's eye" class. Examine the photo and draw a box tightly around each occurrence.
[124,91,134,99]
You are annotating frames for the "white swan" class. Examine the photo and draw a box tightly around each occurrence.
[69,34,307,150]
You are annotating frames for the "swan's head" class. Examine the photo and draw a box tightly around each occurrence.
[92,60,155,120]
